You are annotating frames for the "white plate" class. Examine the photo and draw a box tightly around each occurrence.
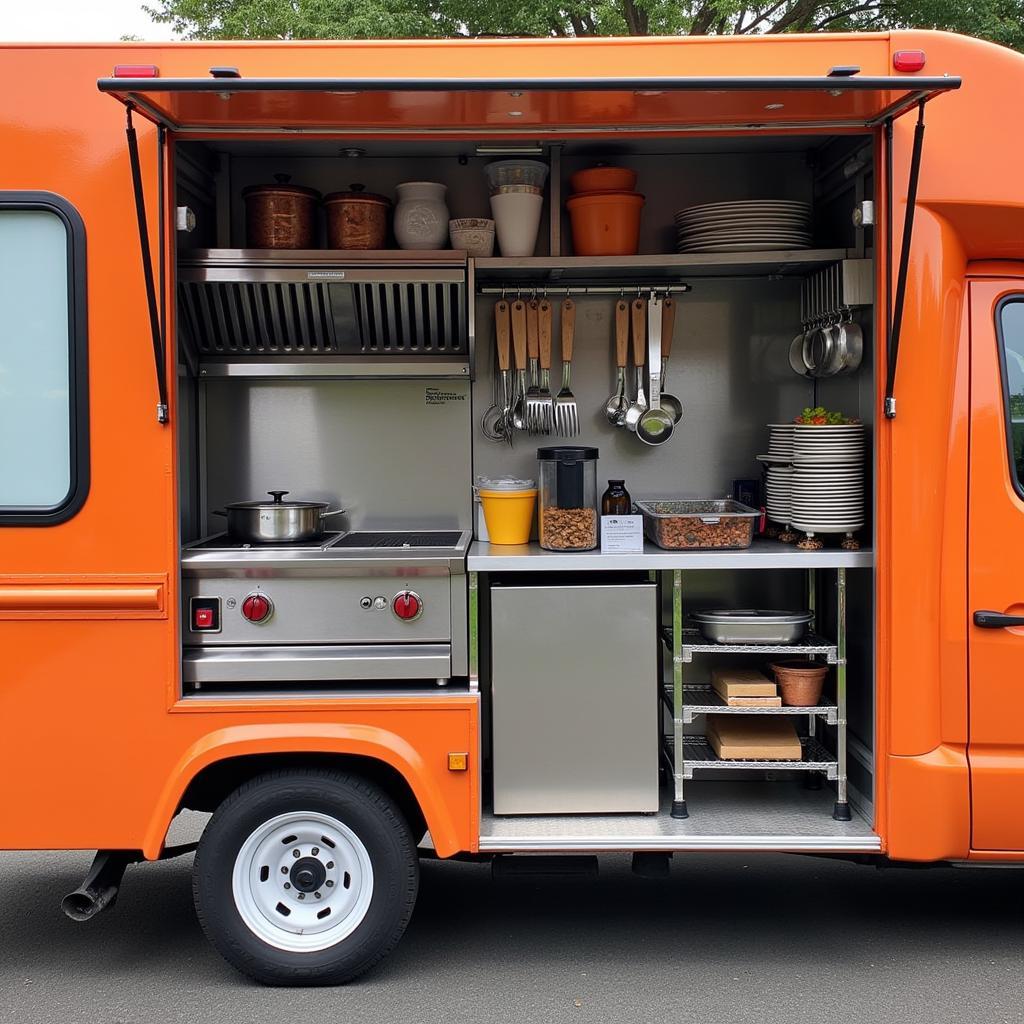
[792,425,864,432]
[678,241,814,253]
[675,200,810,217]
[677,219,810,233]
[677,226,812,238]
[675,219,811,234]
[757,455,792,465]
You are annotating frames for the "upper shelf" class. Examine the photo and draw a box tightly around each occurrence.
[473,249,853,284]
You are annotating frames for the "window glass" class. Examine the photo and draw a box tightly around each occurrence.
[0,209,73,509]
[1000,299,1024,491]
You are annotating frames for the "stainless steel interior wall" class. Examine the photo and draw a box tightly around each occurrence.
[200,378,473,537]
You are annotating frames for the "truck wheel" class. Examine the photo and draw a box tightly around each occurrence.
[192,769,419,985]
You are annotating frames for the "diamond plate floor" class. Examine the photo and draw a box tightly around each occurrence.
[478,780,879,852]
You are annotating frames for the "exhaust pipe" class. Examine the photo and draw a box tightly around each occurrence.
[61,851,138,922]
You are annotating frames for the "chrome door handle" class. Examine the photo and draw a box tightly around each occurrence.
[973,610,1024,629]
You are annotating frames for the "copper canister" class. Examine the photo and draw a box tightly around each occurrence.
[242,174,320,249]
[324,184,390,249]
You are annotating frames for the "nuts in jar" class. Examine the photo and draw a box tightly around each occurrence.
[540,507,598,550]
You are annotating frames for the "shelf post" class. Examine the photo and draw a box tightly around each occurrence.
[833,567,852,820]
[671,569,688,818]
[807,568,817,741]
[468,571,479,693]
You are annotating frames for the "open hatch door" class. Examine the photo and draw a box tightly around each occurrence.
[99,67,960,422]
[98,71,959,135]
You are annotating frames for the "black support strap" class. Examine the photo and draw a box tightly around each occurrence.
[884,100,927,419]
[125,105,169,424]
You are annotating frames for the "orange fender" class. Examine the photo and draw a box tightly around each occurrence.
[143,721,474,860]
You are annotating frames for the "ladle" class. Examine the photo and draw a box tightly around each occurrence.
[658,297,683,424]
[623,298,648,432]
[636,294,675,446]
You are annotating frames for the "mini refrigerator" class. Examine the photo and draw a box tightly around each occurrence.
[490,578,660,815]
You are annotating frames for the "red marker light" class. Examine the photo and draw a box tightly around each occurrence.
[893,50,926,73]
[113,64,160,78]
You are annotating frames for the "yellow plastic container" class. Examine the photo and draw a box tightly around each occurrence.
[479,487,538,545]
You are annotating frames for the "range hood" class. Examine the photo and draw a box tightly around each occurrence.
[177,249,469,376]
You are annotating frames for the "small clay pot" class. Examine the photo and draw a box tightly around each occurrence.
[769,660,829,706]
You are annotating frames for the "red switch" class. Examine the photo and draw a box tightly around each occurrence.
[241,593,273,624]
[393,591,422,621]
[189,598,220,632]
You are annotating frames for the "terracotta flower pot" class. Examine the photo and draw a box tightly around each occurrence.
[769,660,829,706]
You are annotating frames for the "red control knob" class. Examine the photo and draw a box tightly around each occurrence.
[393,591,422,621]
[241,593,273,623]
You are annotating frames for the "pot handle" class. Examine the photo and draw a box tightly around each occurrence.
[320,508,348,520]
[267,490,289,503]
[211,509,227,517]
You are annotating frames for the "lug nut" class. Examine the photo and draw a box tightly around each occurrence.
[284,882,291,890]
[281,867,288,874]
[298,893,305,900]
[314,891,322,899]
[293,849,300,858]
[326,880,334,888]
[312,847,319,856]
[326,861,335,869]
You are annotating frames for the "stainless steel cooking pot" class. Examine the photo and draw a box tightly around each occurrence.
[216,490,346,544]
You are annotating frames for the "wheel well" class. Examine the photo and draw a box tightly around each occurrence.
[174,753,427,843]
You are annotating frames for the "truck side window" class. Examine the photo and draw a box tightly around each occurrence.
[0,193,88,524]
[998,297,1024,494]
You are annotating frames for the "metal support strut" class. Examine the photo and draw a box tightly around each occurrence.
[670,569,688,818]
[884,99,927,420]
[833,567,852,821]
[125,105,169,424]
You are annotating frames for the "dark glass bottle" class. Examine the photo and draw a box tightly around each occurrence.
[601,479,631,515]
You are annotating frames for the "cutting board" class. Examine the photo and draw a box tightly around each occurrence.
[711,667,777,699]
[707,715,802,760]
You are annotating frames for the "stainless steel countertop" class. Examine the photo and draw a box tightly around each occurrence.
[182,530,471,576]
[467,538,874,571]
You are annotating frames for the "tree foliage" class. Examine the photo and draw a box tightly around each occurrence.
[144,0,1024,50]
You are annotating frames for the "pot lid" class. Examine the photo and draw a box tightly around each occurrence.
[225,490,329,510]
[324,183,390,206]
[242,174,321,200]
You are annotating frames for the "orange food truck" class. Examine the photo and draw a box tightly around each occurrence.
[1,28,1023,984]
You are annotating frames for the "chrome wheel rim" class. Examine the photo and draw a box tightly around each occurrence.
[231,810,374,953]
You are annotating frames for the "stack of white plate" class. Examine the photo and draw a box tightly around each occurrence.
[789,424,866,533]
[767,423,795,461]
[674,200,812,254]
[764,465,793,525]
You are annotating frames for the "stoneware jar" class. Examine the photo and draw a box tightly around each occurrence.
[393,181,449,250]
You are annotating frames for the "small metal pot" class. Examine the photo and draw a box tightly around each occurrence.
[217,490,346,544]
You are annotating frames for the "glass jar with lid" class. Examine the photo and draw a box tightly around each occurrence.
[537,446,599,551]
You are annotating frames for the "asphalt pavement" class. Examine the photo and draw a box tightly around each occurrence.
[1,841,1022,1023]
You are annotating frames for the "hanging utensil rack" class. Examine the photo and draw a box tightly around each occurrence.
[479,283,691,297]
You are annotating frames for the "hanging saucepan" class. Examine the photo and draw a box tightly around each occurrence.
[215,490,347,544]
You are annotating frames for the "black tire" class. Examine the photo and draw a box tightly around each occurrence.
[193,768,419,986]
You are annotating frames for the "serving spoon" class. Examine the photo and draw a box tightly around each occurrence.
[605,299,630,425]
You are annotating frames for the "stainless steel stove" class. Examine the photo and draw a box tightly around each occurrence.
[181,529,471,690]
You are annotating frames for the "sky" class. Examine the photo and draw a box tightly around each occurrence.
[1,0,178,41]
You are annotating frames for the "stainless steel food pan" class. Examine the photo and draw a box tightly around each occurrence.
[691,609,813,645]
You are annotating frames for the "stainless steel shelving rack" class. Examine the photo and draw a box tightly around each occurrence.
[662,565,852,822]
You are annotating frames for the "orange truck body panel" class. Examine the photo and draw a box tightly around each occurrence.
[1,31,1023,861]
